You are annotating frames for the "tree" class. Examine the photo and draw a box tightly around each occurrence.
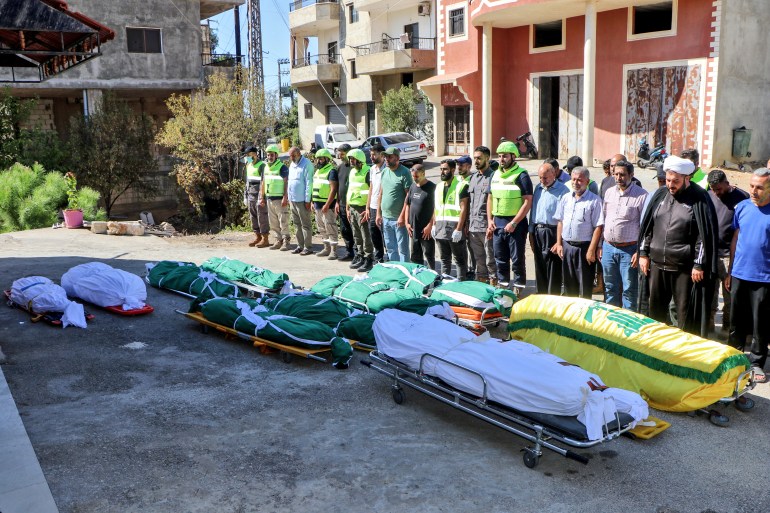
[379,85,420,134]
[68,93,158,218]
[275,98,299,146]
[156,71,278,225]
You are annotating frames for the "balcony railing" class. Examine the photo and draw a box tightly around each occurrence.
[352,36,435,56]
[289,0,338,12]
[292,53,340,68]
[202,53,245,66]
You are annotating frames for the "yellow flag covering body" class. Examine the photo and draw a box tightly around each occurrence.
[508,295,751,412]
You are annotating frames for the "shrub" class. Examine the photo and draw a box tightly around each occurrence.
[0,163,66,232]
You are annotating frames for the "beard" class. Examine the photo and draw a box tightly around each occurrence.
[441,172,451,181]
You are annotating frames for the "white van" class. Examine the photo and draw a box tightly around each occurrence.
[314,124,364,152]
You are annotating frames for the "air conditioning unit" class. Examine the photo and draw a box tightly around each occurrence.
[418,2,431,16]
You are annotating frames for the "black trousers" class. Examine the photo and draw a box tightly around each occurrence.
[437,238,468,280]
[648,264,692,331]
[492,221,527,285]
[729,277,770,369]
[368,207,385,261]
[338,205,354,254]
[411,236,436,270]
[532,225,561,294]
[562,240,594,299]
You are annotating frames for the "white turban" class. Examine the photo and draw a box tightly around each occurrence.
[663,155,695,175]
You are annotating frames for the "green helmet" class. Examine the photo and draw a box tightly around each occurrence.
[347,148,366,164]
[265,144,280,154]
[315,148,333,159]
[496,140,520,158]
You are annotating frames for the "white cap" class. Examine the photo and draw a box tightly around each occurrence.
[663,155,695,175]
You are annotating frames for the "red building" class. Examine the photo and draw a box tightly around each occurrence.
[419,0,768,168]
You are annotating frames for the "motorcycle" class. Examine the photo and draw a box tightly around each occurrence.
[515,131,539,159]
[636,136,668,169]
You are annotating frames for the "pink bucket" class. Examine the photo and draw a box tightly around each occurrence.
[63,209,84,229]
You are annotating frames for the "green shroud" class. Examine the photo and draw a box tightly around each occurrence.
[197,297,353,368]
[262,292,359,328]
[335,314,376,346]
[310,275,352,296]
[430,281,517,316]
[201,256,289,291]
[366,262,439,294]
[147,261,239,300]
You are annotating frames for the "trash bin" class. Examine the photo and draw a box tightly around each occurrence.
[281,138,290,152]
[732,127,752,158]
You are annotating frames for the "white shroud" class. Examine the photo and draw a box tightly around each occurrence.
[62,262,147,310]
[10,276,87,328]
[373,309,648,441]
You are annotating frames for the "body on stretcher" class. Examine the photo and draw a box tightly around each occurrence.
[362,350,637,469]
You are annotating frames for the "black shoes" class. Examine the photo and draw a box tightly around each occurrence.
[349,255,364,269]
[339,252,355,262]
[357,257,373,272]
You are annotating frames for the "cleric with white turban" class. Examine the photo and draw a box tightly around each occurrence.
[663,155,696,176]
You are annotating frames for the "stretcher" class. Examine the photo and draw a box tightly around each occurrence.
[450,306,505,333]
[362,350,637,469]
[62,262,153,315]
[429,281,516,333]
[5,289,95,326]
[177,310,360,364]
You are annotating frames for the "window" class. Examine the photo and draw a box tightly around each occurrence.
[348,4,359,23]
[126,27,162,53]
[332,82,340,98]
[629,1,676,40]
[449,8,465,37]
[532,21,563,49]
[401,73,413,87]
[304,103,312,119]
[349,59,357,79]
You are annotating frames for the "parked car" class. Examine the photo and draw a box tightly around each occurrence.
[314,124,364,152]
[360,132,428,166]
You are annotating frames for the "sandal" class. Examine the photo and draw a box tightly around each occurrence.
[752,367,768,384]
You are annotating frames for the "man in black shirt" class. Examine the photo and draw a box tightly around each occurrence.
[433,159,470,280]
[405,164,436,270]
[335,144,355,261]
[707,170,749,333]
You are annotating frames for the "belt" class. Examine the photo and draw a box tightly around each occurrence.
[534,223,557,229]
[564,240,590,246]
[606,240,637,248]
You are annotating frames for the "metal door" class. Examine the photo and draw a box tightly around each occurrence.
[327,104,347,125]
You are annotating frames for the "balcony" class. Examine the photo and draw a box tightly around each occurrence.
[200,0,244,20]
[290,54,341,87]
[288,0,340,36]
[201,53,244,81]
[352,37,436,75]
[356,0,421,12]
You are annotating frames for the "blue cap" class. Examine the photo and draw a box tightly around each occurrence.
[456,155,472,165]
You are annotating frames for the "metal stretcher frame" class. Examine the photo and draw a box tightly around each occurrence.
[176,309,358,364]
[452,305,507,331]
[232,280,280,298]
[363,350,635,469]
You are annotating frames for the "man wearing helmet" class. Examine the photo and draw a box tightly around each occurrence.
[486,140,534,291]
[243,146,270,247]
[335,144,356,261]
[312,148,340,259]
[345,149,374,272]
[259,144,290,250]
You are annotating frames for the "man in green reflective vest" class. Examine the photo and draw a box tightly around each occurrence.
[432,159,469,280]
[243,146,270,247]
[682,148,709,190]
[259,144,290,250]
[345,149,373,272]
[486,140,534,291]
[312,148,340,259]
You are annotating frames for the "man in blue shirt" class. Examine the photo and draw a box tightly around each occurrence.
[287,146,315,255]
[553,167,604,299]
[529,162,568,294]
[727,168,770,383]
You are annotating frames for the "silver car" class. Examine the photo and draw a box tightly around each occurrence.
[360,132,428,166]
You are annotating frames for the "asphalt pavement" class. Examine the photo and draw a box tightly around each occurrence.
[1,157,768,513]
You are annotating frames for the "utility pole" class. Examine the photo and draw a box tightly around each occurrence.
[233,6,241,63]
[247,0,264,90]
[277,57,291,111]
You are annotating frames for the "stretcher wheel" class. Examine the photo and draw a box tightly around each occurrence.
[200,324,209,334]
[281,352,293,364]
[522,451,539,469]
[708,410,729,427]
[392,387,405,405]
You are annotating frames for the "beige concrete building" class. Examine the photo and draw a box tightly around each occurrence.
[289,0,437,147]
[9,0,244,216]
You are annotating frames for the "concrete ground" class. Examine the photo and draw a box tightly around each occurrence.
[1,158,768,513]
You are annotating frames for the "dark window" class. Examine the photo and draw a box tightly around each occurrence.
[332,82,340,98]
[350,59,357,79]
[304,103,312,119]
[384,133,416,144]
[401,73,413,87]
[126,28,162,53]
[532,20,562,48]
[349,4,359,23]
[449,8,464,37]
[632,2,673,35]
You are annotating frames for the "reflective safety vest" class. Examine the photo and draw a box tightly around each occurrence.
[434,175,468,224]
[691,167,709,190]
[346,164,370,207]
[246,161,263,182]
[490,164,526,217]
[263,160,286,196]
[312,163,335,202]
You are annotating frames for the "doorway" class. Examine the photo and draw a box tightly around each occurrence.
[537,76,560,159]
[404,23,418,49]
[445,105,470,155]
[531,73,584,160]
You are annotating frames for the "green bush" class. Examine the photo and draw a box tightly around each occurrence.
[75,186,107,221]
